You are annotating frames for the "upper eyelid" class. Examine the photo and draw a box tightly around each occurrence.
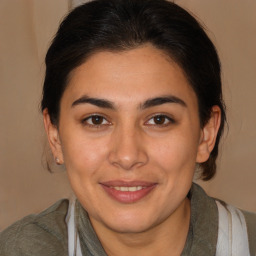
[82,113,110,121]
[145,113,175,121]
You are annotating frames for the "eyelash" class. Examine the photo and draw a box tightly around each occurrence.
[145,114,175,127]
[81,114,175,128]
[82,115,111,128]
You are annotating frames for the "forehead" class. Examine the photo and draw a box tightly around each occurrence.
[62,44,198,109]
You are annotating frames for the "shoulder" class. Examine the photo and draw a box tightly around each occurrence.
[0,199,69,256]
[191,183,256,254]
[241,208,256,227]
[241,209,256,253]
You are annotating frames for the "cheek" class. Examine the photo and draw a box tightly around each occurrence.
[61,137,110,206]
[61,134,110,176]
[149,130,199,175]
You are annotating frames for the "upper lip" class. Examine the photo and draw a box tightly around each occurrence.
[100,180,157,187]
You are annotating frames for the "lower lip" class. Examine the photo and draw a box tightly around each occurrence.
[101,185,156,203]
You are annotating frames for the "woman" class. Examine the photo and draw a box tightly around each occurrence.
[0,0,255,255]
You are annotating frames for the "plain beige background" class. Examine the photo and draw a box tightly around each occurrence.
[0,0,255,231]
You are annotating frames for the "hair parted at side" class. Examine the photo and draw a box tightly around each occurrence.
[41,0,226,180]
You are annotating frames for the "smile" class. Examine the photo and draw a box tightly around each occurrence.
[100,181,157,203]
[111,186,144,192]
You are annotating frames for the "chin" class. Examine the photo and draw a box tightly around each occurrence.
[107,220,154,234]
[100,210,161,234]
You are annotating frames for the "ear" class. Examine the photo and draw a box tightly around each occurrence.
[43,109,64,165]
[196,106,221,163]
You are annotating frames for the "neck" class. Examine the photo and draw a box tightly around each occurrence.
[90,198,191,256]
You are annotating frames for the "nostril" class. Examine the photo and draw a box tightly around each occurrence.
[108,149,148,170]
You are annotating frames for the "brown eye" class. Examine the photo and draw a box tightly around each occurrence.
[91,115,104,125]
[146,114,174,126]
[153,115,166,125]
[83,115,109,126]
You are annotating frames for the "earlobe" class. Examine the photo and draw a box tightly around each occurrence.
[196,106,221,163]
[43,109,64,164]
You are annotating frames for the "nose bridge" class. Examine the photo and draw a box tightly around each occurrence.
[108,121,148,170]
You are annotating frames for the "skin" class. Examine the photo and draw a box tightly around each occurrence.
[44,44,221,255]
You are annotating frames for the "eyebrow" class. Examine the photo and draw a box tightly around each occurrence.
[72,96,115,109]
[140,95,187,109]
[71,94,187,110]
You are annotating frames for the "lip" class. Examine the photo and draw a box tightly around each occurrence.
[100,180,157,203]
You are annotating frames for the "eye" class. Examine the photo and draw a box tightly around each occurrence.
[82,115,110,127]
[146,114,174,126]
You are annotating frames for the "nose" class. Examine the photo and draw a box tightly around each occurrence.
[108,124,148,170]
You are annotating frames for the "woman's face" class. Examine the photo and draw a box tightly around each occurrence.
[48,45,211,233]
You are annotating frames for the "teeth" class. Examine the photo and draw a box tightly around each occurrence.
[129,186,143,191]
[112,186,143,191]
